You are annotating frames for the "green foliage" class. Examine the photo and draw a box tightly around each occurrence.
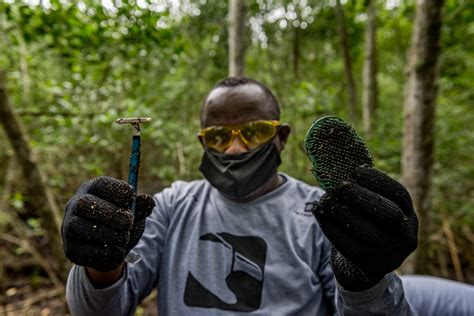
[434,0,474,227]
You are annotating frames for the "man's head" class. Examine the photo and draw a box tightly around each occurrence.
[198,76,291,201]
[199,76,290,154]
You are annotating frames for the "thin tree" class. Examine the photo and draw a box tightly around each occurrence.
[362,0,378,136]
[293,23,300,79]
[0,71,67,279]
[228,0,247,77]
[292,5,302,79]
[335,0,357,123]
[401,0,444,274]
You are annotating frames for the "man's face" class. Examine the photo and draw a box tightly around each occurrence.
[200,84,285,155]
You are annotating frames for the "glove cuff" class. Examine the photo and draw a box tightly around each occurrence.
[331,248,383,292]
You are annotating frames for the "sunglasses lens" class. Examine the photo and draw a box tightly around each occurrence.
[203,127,232,151]
[200,121,279,152]
[241,121,277,147]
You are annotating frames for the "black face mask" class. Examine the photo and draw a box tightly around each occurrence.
[199,140,282,199]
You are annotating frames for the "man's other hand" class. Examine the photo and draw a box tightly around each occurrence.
[312,167,418,291]
[61,176,155,272]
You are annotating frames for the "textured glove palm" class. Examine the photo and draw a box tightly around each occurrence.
[62,176,155,272]
[312,167,418,291]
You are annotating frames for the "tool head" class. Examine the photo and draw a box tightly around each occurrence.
[115,117,152,124]
[116,117,152,135]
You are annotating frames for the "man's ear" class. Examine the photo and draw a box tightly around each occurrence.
[197,134,205,148]
[276,124,291,151]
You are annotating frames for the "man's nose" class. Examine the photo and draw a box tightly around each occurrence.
[224,135,248,154]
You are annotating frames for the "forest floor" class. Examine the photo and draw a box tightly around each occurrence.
[0,247,158,315]
[1,280,158,315]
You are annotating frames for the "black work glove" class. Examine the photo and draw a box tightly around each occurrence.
[312,167,418,291]
[62,176,155,272]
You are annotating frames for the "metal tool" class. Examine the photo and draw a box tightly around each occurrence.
[116,117,152,215]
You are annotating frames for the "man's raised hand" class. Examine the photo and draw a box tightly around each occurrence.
[61,176,155,272]
[312,167,418,291]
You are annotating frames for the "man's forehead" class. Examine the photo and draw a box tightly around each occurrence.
[202,83,275,127]
[205,84,265,104]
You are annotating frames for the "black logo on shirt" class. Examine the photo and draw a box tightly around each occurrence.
[184,233,267,312]
[292,202,316,217]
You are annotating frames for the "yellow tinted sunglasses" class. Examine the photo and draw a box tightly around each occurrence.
[199,120,280,152]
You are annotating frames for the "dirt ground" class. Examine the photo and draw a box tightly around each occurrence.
[1,281,158,315]
[0,239,160,315]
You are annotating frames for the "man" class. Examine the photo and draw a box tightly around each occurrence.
[63,77,473,315]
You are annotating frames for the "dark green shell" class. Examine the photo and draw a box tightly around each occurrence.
[304,116,373,190]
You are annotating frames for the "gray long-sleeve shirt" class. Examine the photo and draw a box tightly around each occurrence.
[66,174,418,315]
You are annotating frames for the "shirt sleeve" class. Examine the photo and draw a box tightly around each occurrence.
[335,272,417,316]
[316,234,337,315]
[401,275,474,315]
[65,188,174,315]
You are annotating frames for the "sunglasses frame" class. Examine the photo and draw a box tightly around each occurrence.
[198,120,280,151]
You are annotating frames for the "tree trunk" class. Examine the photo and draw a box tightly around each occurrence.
[401,0,444,275]
[293,25,300,78]
[228,0,246,77]
[335,0,357,123]
[362,0,378,136]
[0,71,68,279]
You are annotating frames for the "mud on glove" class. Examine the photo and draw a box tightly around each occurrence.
[312,167,418,291]
[61,176,155,272]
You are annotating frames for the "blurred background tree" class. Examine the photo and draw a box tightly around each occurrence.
[0,0,472,313]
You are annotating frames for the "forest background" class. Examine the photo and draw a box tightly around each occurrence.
[0,0,472,314]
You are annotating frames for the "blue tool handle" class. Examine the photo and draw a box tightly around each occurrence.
[128,135,141,215]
